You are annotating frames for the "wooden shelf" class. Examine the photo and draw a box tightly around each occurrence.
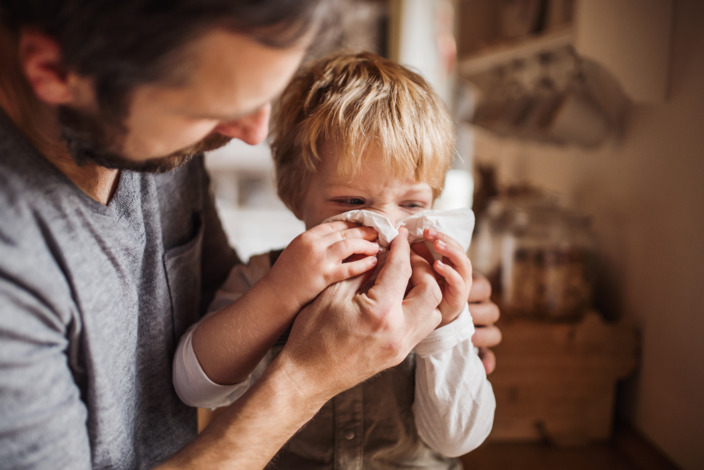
[456,0,673,103]
[458,27,573,78]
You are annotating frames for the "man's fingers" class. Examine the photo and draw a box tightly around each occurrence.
[472,324,502,349]
[469,272,492,303]
[369,229,441,353]
[477,347,497,375]
[401,250,442,341]
[365,228,412,304]
[469,298,500,326]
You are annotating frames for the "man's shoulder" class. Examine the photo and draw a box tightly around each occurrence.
[0,112,58,219]
[0,145,63,237]
[0,151,45,241]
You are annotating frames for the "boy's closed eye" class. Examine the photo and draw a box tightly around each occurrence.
[402,201,429,210]
[332,197,366,206]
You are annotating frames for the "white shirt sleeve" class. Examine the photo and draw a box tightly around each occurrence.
[172,324,260,408]
[412,305,496,457]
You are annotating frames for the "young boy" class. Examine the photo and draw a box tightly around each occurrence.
[173,51,495,469]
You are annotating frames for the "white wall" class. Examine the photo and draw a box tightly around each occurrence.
[472,2,704,468]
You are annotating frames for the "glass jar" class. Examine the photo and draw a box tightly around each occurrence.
[471,193,560,300]
[499,204,596,322]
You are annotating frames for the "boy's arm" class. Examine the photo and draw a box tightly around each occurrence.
[412,307,496,457]
[158,228,442,469]
[190,263,303,386]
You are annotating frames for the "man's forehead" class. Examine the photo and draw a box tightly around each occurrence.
[141,29,306,111]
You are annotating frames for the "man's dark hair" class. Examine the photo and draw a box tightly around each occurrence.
[0,0,340,120]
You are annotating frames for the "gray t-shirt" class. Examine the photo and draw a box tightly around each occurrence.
[0,111,237,468]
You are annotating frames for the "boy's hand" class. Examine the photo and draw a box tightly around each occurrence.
[265,221,380,312]
[412,228,472,327]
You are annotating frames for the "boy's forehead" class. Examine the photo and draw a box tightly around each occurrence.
[318,139,416,179]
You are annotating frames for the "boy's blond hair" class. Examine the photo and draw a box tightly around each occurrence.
[271,50,456,216]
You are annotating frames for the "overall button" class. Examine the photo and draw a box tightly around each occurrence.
[344,430,356,440]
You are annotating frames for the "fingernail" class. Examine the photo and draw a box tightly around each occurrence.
[427,228,438,238]
[436,240,446,250]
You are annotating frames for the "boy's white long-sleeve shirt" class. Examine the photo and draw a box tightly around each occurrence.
[173,252,495,457]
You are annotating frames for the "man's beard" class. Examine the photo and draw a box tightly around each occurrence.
[58,106,232,173]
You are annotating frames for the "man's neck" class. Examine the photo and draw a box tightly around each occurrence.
[47,153,121,204]
[0,26,119,205]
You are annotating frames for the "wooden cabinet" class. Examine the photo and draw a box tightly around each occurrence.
[487,312,639,445]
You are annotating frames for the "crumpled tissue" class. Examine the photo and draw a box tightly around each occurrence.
[324,208,475,259]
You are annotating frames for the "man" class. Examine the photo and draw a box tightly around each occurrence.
[0,1,501,468]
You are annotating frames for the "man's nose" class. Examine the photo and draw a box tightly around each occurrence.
[213,104,271,145]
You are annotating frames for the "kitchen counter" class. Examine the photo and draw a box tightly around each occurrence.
[460,424,678,470]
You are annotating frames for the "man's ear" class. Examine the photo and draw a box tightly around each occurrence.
[18,29,75,105]
[290,199,305,221]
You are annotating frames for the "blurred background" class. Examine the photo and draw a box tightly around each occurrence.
[204,1,703,468]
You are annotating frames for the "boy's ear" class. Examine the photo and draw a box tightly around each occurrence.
[18,29,78,105]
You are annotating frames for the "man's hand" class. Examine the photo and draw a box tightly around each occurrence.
[276,227,442,403]
[468,272,502,374]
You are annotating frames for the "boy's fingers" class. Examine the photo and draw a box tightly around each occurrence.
[337,256,378,280]
[424,228,463,249]
[334,238,380,260]
[343,225,379,240]
[434,259,464,293]
[315,221,377,240]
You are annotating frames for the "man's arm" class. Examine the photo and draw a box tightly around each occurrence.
[158,228,442,468]
[0,278,92,469]
[159,358,323,469]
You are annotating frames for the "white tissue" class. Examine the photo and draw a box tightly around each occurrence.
[323,208,475,258]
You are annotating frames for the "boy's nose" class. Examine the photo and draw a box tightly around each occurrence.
[213,104,271,145]
[369,208,403,227]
